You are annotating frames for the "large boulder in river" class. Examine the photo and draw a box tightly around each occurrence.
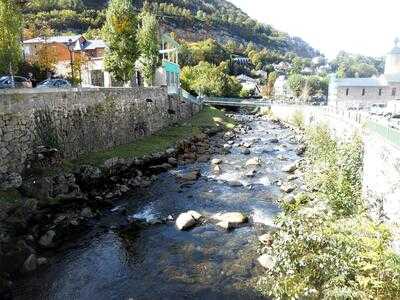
[175,211,202,230]
[177,170,201,182]
[211,158,222,165]
[282,162,298,173]
[39,230,56,248]
[212,212,248,226]
[245,157,262,167]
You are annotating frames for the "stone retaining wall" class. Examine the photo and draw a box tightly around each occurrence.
[0,87,201,177]
[270,104,400,224]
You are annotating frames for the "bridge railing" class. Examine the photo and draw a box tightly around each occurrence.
[180,89,203,105]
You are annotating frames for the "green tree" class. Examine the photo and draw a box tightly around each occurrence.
[0,0,23,75]
[287,73,306,97]
[102,0,139,83]
[181,61,241,97]
[138,9,160,86]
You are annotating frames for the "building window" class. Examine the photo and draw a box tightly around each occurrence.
[379,88,383,96]
[392,88,397,96]
[346,88,349,96]
[362,89,366,96]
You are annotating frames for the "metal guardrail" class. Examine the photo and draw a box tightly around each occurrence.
[204,96,271,107]
[366,120,400,148]
[180,89,203,105]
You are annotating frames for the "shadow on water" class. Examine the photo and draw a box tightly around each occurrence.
[12,114,301,300]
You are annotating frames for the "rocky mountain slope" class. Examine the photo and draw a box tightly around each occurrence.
[24,0,319,58]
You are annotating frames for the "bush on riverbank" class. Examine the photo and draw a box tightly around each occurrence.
[258,124,400,299]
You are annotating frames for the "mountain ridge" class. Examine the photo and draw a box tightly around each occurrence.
[24,0,320,58]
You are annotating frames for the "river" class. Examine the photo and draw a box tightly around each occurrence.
[12,113,302,300]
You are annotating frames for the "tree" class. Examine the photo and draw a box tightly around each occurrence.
[262,71,277,97]
[287,74,306,97]
[0,0,23,75]
[138,9,160,86]
[102,0,139,83]
[180,61,241,97]
[31,44,57,74]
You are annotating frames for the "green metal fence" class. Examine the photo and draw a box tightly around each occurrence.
[366,120,400,148]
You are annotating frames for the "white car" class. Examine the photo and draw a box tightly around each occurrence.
[370,103,386,116]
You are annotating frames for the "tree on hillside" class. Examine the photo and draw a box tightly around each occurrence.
[262,71,278,97]
[102,0,139,83]
[138,7,160,86]
[0,0,23,75]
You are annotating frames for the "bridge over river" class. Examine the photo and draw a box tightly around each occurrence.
[204,96,271,108]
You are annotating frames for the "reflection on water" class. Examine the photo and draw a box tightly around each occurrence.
[13,115,301,300]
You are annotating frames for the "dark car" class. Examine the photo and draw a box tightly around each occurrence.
[0,76,32,89]
[36,79,71,89]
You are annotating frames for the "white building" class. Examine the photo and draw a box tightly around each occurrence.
[329,39,400,109]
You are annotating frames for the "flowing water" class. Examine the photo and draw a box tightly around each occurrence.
[12,114,301,300]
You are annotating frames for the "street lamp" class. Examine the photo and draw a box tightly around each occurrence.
[67,38,74,83]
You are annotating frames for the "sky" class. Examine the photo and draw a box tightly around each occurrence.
[229,0,400,59]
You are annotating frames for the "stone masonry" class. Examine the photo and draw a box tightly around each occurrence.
[0,87,201,177]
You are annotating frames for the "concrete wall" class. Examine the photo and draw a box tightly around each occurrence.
[270,104,400,224]
[0,87,201,176]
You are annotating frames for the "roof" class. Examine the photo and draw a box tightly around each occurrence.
[385,73,400,83]
[24,35,81,45]
[23,35,107,51]
[236,74,257,83]
[334,77,388,87]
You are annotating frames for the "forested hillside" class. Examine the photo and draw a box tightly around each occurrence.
[23,0,319,58]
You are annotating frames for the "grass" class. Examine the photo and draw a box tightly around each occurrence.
[0,189,22,203]
[68,106,236,167]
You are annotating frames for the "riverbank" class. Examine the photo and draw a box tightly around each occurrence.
[9,110,304,299]
[0,106,237,298]
[256,112,400,299]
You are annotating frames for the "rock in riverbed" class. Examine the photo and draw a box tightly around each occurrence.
[176,211,202,231]
[282,162,298,173]
[177,170,201,182]
[258,233,273,246]
[212,212,248,226]
[245,157,262,167]
[258,254,275,270]
[39,230,56,248]
[280,183,296,193]
[211,158,222,165]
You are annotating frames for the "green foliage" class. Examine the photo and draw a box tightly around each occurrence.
[287,74,329,99]
[138,10,160,86]
[0,0,23,74]
[304,126,364,216]
[102,0,139,83]
[332,51,384,78]
[258,125,400,299]
[287,74,306,97]
[180,61,242,97]
[22,0,318,58]
[290,110,305,129]
[239,88,251,98]
[179,39,230,67]
[259,211,400,299]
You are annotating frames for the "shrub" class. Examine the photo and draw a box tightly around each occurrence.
[290,110,305,129]
[258,125,400,299]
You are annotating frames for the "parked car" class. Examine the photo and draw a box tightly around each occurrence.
[36,79,71,89]
[388,114,400,130]
[0,76,32,89]
[370,103,386,115]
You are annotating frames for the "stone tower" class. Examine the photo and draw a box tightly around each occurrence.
[385,38,400,75]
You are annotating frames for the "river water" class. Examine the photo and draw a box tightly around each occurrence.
[12,114,302,300]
